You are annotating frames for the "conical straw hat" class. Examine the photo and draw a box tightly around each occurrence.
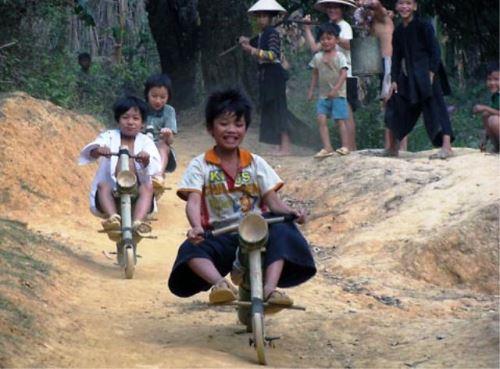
[314,0,357,12]
[248,0,287,14]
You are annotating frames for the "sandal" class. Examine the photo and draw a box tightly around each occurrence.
[101,214,121,231]
[133,220,152,238]
[266,290,293,306]
[336,147,350,156]
[209,279,237,304]
[106,230,122,242]
[265,290,293,314]
[314,149,335,159]
[152,175,166,198]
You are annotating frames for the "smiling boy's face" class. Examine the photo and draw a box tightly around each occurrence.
[396,0,417,21]
[208,111,247,152]
[486,71,500,94]
[320,32,338,52]
[118,107,143,137]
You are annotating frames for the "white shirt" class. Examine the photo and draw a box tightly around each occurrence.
[79,129,161,216]
[337,19,353,77]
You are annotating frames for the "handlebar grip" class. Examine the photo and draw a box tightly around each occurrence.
[203,230,213,239]
[283,213,298,222]
[110,151,137,159]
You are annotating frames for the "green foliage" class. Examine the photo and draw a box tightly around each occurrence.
[74,0,96,26]
[68,57,156,123]
[0,0,160,125]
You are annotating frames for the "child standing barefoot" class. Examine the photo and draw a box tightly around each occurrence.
[386,0,454,159]
[144,74,178,196]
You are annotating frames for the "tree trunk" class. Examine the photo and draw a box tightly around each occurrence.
[198,0,257,101]
[146,0,200,109]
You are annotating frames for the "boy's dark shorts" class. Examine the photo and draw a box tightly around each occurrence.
[168,221,317,298]
[165,147,177,173]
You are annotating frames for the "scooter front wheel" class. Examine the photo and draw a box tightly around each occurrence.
[252,312,267,365]
[123,245,135,279]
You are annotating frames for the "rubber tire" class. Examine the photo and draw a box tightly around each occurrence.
[252,312,267,365]
[124,246,135,279]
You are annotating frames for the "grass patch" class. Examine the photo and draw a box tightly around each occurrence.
[0,218,61,361]
[0,249,49,276]
[18,179,49,200]
[0,293,33,330]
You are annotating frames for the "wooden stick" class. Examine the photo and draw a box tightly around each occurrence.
[220,301,306,311]
[0,41,17,50]
[218,18,320,57]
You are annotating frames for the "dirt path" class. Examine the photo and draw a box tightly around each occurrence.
[26,128,497,368]
[1,94,498,368]
[21,124,345,368]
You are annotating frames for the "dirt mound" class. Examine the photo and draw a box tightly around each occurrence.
[271,148,499,294]
[402,203,498,294]
[0,92,100,224]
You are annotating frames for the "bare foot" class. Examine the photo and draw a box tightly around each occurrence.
[382,148,399,157]
[429,148,454,160]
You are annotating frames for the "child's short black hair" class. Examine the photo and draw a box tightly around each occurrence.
[205,87,252,130]
[486,61,499,76]
[318,22,341,38]
[144,73,173,101]
[113,96,148,123]
[78,52,91,62]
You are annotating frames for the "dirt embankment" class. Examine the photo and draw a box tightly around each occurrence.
[0,93,498,368]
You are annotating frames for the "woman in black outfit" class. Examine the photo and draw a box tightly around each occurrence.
[239,0,291,156]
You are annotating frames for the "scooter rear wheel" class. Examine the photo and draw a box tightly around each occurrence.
[124,245,135,279]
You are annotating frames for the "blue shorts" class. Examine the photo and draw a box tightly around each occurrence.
[316,97,349,120]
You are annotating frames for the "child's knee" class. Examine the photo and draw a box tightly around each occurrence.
[157,140,171,151]
[487,115,500,127]
[316,115,327,125]
[139,182,154,194]
[97,181,112,192]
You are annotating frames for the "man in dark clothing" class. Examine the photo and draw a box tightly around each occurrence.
[385,0,453,159]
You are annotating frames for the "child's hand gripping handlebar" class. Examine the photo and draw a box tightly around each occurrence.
[204,213,298,239]
[110,150,150,167]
